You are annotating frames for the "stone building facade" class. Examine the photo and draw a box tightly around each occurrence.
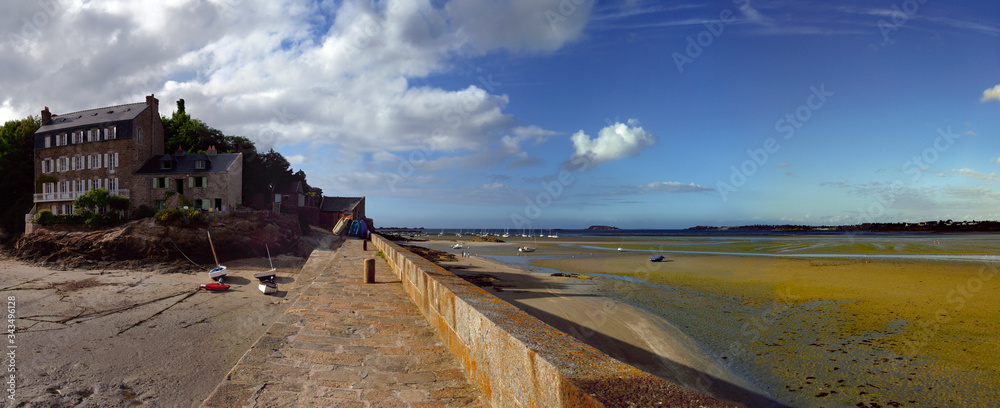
[31,95,165,215]
[134,147,242,211]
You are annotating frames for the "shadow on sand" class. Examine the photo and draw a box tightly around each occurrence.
[447,266,790,408]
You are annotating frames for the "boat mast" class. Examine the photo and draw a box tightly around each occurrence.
[208,231,221,267]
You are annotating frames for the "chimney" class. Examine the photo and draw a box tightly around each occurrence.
[175,145,185,156]
[41,107,51,124]
[146,94,158,108]
[206,145,218,157]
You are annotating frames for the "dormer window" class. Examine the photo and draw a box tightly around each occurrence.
[195,160,206,170]
[160,159,173,170]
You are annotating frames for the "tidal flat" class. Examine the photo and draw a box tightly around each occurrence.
[526,235,1000,408]
[424,233,1000,407]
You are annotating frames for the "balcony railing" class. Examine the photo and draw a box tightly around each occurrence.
[33,189,130,203]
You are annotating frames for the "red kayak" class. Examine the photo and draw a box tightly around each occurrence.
[200,282,230,291]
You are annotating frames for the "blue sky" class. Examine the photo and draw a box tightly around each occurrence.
[2,0,998,229]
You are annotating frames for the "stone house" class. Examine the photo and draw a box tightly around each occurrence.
[31,95,165,215]
[318,196,365,229]
[134,146,242,211]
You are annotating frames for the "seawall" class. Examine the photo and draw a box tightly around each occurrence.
[372,234,741,408]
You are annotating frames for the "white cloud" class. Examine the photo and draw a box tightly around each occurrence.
[0,0,581,187]
[938,168,1000,182]
[640,181,713,193]
[981,84,1000,103]
[566,119,656,169]
[286,155,307,165]
[445,0,593,53]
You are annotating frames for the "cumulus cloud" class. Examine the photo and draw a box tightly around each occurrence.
[0,0,583,182]
[565,119,657,170]
[982,84,1000,103]
[445,0,593,53]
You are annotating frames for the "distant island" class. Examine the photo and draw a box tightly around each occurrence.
[586,225,621,231]
[687,220,1000,233]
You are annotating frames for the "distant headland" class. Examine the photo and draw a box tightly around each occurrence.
[686,220,1000,233]
[586,225,621,231]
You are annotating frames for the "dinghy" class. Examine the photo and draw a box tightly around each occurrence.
[253,244,277,281]
[207,231,227,282]
[201,282,230,291]
[258,279,277,294]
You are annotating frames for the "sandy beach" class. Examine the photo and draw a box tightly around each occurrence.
[415,235,1000,408]
[3,233,340,408]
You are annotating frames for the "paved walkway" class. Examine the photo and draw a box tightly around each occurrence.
[202,239,486,407]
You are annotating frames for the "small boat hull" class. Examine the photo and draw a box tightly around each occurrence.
[518,247,536,252]
[209,265,228,280]
[649,255,665,262]
[201,282,230,291]
[254,269,276,281]
[259,281,277,294]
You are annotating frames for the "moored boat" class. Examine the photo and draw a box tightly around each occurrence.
[649,255,665,262]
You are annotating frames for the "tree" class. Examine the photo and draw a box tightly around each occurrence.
[161,99,321,209]
[0,116,40,234]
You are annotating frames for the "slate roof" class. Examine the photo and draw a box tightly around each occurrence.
[134,153,242,175]
[37,103,149,133]
[321,196,364,213]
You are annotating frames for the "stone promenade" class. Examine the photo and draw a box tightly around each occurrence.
[202,239,486,407]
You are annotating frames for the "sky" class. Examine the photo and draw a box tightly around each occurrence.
[1,0,998,229]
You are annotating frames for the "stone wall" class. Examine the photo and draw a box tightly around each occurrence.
[371,234,740,408]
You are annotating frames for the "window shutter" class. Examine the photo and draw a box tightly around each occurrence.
[201,177,207,188]
[188,177,194,188]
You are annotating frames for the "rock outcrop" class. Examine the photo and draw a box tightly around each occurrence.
[12,212,308,272]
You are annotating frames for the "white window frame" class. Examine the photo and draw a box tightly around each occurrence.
[195,160,206,170]
[110,126,117,139]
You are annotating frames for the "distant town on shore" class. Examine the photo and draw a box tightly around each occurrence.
[687,220,1000,233]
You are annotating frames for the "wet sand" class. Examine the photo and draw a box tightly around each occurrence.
[417,241,779,406]
[420,235,1000,408]
[1,248,322,407]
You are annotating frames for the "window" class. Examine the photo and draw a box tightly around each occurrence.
[195,160,206,170]
[110,126,117,139]
[75,180,83,192]
[156,200,166,210]
[57,157,68,172]
[109,153,118,169]
[137,127,143,145]
[108,178,118,192]
[61,133,68,146]
[160,160,172,170]
[189,176,207,188]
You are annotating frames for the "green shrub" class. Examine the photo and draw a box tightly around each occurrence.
[54,213,84,225]
[137,205,156,219]
[34,210,54,226]
[154,208,204,227]
[179,195,193,208]
[109,195,130,212]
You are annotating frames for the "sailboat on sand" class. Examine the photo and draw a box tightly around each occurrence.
[202,231,230,291]
[255,244,278,294]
